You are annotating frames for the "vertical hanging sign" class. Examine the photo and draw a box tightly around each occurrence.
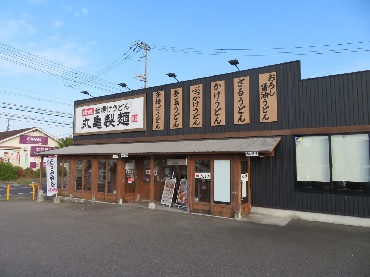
[211,80,225,126]
[233,76,250,124]
[170,88,183,129]
[45,157,58,196]
[189,84,203,128]
[259,72,277,122]
[153,90,165,130]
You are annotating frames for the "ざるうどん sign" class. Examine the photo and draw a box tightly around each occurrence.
[74,96,145,135]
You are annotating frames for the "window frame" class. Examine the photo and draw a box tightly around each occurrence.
[294,133,370,196]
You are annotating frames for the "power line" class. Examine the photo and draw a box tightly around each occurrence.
[0,42,122,93]
[0,112,72,127]
[0,102,73,118]
[151,40,370,57]
[0,82,74,102]
[0,88,72,106]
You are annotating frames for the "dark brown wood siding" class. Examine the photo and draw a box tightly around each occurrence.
[73,61,301,143]
[292,70,370,129]
[251,136,370,218]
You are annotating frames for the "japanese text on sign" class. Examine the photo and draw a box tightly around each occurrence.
[45,157,58,196]
[195,172,211,179]
[170,88,183,129]
[259,72,277,122]
[234,76,250,124]
[189,84,203,128]
[211,81,225,126]
[153,90,164,130]
[74,96,145,135]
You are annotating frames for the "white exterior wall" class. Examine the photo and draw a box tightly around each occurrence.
[0,130,60,169]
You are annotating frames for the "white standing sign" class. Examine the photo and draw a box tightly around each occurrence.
[45,157,58,196]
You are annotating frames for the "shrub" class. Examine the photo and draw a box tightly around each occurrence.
[0,162,18,181]
[14,166,26,177]
[34,167,46,178]
[24,167,36,178]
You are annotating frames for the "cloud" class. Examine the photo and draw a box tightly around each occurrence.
[26,0,47,5]
[52,19,64,28]
[74,8,88,17]
[0,18,36,38]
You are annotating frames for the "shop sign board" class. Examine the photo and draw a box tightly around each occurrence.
[234,76,250,124]
[74,95,145,135]
[195,173,211,179]
[170,88,183,129]
[189,84,203,128]
[259,72,277,122]
[245,151,259,156]
[30,146,55,155]
[210,80,225,126]
[19,135,48,145]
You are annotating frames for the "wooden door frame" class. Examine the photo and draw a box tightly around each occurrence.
[188,155,237,218]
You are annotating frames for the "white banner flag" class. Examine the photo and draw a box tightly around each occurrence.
[45,157,58,196]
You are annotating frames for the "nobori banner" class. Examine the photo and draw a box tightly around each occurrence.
[74,95,146,135]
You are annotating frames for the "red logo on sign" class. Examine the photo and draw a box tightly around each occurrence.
[82,108,94,116]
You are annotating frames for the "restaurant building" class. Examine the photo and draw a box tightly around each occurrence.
[0,127,60,169]
[41,60,370,219]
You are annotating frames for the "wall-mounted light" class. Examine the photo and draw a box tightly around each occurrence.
[118,83,131,90]
[228,59,240,71]
[166,73,179,82]
[80,91,93,97]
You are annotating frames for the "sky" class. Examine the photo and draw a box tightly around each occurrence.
[0,0,369,138]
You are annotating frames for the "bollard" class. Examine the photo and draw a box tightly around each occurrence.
[29,183,39,201]
[6,184,10,201]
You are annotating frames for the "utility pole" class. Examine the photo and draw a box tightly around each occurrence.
[6,118,14,131]
[133,41,150,88]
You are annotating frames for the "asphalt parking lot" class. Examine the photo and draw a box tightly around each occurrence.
[0,200,369,277]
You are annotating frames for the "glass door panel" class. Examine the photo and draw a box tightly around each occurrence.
[214,160,231,203]
[194,160,211,203]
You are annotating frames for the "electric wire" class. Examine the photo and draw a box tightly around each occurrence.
[150,40,370,57]
[1,102,73,118]
[0,88,72,106]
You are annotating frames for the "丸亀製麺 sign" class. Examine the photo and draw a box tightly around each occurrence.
[74,95,145,135]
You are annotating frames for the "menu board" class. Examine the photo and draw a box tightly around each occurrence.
[160,179,176,207]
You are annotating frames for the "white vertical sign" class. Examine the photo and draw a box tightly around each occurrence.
[45,157,58,196]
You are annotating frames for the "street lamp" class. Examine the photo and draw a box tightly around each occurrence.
[228,59,240,71]
[166,73,179,82]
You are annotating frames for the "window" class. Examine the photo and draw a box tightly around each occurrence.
[194,160,211,203]
[57,159,70,190]
[98,160,117,194]
[295,134,370,194]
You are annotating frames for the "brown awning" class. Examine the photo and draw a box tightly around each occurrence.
[38,137,280,156]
